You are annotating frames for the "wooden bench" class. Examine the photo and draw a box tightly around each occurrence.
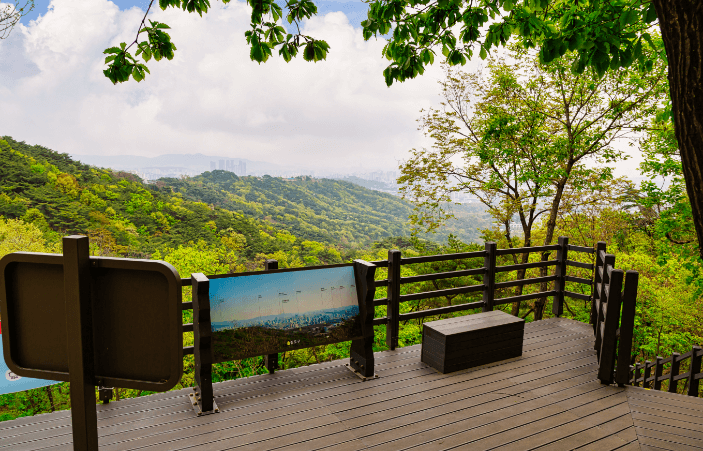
[421,310,524,373]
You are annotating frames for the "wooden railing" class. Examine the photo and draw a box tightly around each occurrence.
[178,236,598,357]
[591,243,639,386]
[369,236,595,350]
[630,346,703,397]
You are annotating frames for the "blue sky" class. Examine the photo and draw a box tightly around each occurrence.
[209,266,357,322]
[20,0,369,27]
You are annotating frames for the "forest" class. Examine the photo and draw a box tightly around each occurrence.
[1,41,701,420]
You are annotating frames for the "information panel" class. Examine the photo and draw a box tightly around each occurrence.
[0,322,58,395]
[208,265,362,361]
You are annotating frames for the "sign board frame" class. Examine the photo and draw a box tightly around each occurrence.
[207,262,364,362]
[190,259,377,414]
[0,250,184,391]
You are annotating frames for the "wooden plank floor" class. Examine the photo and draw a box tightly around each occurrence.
[1,318,702,450]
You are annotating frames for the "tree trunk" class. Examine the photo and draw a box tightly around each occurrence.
[653,1,703,259]
[534,182,567,320]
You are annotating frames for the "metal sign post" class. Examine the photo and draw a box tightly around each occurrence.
[63,236,99,450]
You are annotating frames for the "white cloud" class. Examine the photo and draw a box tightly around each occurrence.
[0,0,459,172]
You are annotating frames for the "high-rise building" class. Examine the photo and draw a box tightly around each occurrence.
[219,160,226,170]
[210,161,216,170]
[237,160,246,176]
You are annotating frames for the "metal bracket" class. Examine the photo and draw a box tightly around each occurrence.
[98,386,114,404]
[345,363,378,382]
[188,391,219,416]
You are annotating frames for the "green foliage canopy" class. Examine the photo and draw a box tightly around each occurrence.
[102,0,663,86]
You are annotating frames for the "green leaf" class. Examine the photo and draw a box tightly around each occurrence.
[645,3,658,23]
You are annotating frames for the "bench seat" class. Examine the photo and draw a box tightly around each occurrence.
[421,310,524,373]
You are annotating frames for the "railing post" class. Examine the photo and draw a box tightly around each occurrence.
[687,346,702,397]
[668,353,681,393]
[264,259,279,374]
[591,241,607,328]
[598,268,623,385]
[386,250,402,350]
[615,270,638,386]
[627,365,635,385]
[633,363,641,387]
[192,273,214,413]
[552,236,568,317]
[482,242,496,312]
[654,356,664,390]
[643,361,652,389]
[594,253,615,354]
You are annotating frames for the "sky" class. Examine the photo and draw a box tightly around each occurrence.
[0,0,643,175]
[1,0,450,173]
[209,265,357,322]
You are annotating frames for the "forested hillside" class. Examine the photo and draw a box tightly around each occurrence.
[0,136,487,265]
[161,171,489,246]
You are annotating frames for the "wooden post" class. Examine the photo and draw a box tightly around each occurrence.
[192,273,214,413]
[598,268,623,385]
[482,242,497,313]
[633,363,641,387]
[594,253,615,355]
[627,365,635,385]
[552,236,568,317]
[386,250,401,350]
[668,353,681,393]
[643,361,652,389]
[350,260,377,378]
[687,346,702,397]
[654,356,664,390]
[62,236,99,451]
[591,242,607,329]
[263,259,279,374]
[615,270,638,386]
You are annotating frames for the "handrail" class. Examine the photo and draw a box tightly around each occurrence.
[495,260,557,273]
[494,244,560,256]
[400,267,486,284]
[494,275,557,290]
[568,245,595,253]
[399,284,484,303]
[567,260,594,270]
[400,250,486,265]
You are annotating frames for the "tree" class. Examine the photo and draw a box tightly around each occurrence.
[0,0,32,39]
[105,0,703,261]
[399,48,665,319]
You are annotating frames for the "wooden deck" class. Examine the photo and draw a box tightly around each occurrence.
[1,318,702,450]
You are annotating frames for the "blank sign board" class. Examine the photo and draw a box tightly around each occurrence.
[208,264,363,362]
[0,252,183,391]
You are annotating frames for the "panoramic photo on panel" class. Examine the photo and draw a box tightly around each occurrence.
[208,265,361,360]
